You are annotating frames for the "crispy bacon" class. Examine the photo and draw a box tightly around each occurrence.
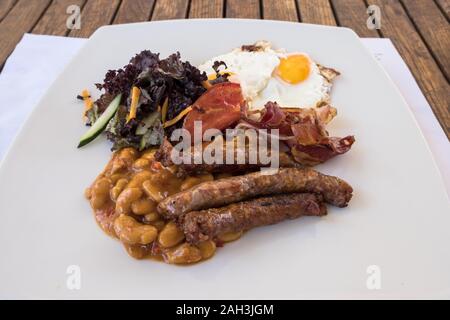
[259,101,286,127]
[242,102,292,136]
[290,136,355,166]
[242,101,354,166]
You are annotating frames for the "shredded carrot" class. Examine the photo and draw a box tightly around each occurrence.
[161,97,169,123]
[126,86,141,123]
[202,80,212,89]
[81,89,90,98]
[163,106,193,128]
[81,89,94,119]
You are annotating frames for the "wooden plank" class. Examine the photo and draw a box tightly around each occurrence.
[368,0,450,138]
[0,0,17,22]
[151,0,189,20]
[331,0,379,37]
[33,0,86,36]
[0,0,51,67]
[114,0,154,24]
[262,0,298,21]
[402,0,450,81]
[226,0,260,18]
[435,0,450,19]
[69,0,120,38]
[189,0,223,18]
[297,0,336,25]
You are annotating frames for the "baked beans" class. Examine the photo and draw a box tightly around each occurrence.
[86,147,239,264]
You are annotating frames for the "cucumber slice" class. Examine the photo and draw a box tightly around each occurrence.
[77,94,122,148]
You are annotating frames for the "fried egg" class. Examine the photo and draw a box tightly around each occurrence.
[198,42,337,110]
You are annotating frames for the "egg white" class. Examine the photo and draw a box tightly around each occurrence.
[197,43,281,101]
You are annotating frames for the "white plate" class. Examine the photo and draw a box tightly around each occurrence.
[0,19,448,299]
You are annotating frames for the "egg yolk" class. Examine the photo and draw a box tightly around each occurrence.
[277,54,311,84]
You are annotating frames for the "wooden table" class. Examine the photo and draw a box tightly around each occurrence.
[0,0,449,138]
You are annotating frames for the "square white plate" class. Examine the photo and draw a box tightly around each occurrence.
[0,19,448,299]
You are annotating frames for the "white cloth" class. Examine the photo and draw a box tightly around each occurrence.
[0,34,85,158]
[0,34,448,196]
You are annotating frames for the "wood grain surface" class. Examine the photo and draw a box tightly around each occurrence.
[435,0,450,19]
[331,0,379,37]
[151,0,189,20]
[0,0,51,68]
[33,0,86,36]
[262,0,298,21]
[69,0,120,38]
[0,0,17,22]
[114,0,155,24]
[402,0,450,81]
[189,0,224,18]
[226,0,261,18]
[297,0,336,25]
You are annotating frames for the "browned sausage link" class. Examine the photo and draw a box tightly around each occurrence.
[155,138,301,175]
[157,168,352,219]
[180,193,327,244]
[178,152,301,175]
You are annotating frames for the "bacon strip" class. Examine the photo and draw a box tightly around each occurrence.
[242,102,354,165]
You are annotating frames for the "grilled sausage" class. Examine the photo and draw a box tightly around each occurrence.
[178,151,301,175]
[157,168,353,219]
[155,138,301,175]
[180,193,327,244]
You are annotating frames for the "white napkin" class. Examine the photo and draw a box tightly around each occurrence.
[0,34,85,158]
[0,34,448,196]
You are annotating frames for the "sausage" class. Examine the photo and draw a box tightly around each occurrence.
[157,168,353,219]
[179,193,326,244]
[155,138,301,175]
[178,146,301,175]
